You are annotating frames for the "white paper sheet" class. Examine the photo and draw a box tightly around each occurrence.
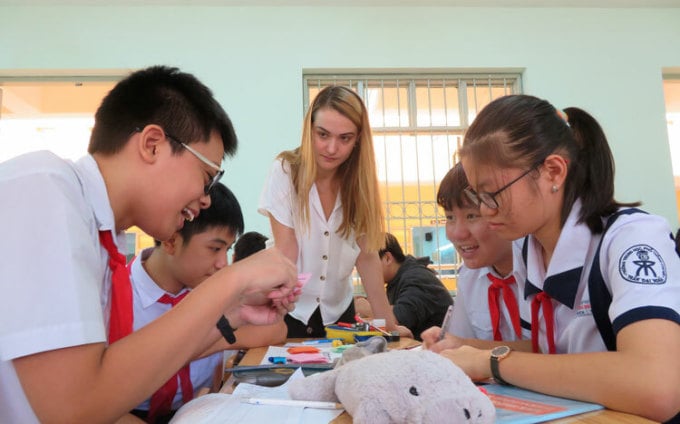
[170,368,344,424]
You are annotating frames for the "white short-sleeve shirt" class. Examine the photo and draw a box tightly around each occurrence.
[258,159,359,325]
[452,265,530,341]
[515,199,680,354]
[129,249,223,410]
[0,152,123,423]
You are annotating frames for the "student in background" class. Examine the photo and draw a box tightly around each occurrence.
[129,183,286,423]
[429,94,680,422]
[378,233,451,340]
[421,163,530,348]
[233,231,269,263]
[259,85,407,338]
[0,66,298,423]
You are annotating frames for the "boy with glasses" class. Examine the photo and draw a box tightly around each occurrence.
[0,66,298,423]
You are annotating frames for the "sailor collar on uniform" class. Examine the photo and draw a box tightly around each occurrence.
[524,199,592,309]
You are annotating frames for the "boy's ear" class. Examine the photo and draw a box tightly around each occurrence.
[382,252,394,265]
[161,233,181,255]
[138,125,165,164]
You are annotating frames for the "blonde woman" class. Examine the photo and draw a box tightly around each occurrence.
[259,86,411,338]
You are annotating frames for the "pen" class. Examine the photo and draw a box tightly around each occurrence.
[244,398,344,410]
[438,303,454,341]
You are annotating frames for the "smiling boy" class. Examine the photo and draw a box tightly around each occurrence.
[0,66,297,423]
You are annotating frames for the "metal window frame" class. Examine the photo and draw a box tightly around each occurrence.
[303,71,522,289]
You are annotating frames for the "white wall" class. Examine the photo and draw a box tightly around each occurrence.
[1,5,679,233]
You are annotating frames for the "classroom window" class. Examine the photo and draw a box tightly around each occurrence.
[663,75,680,224]
[304,72,522,294]
[0,77,155,256]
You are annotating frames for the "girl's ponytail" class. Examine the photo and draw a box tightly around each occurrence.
[564,107,639,233]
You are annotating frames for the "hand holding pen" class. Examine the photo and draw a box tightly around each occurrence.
[420,303,457,352]
[438,303,454,341]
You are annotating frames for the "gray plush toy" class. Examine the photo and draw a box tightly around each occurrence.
[288,338,496,424]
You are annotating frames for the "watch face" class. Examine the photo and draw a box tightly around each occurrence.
[492,345,511,358]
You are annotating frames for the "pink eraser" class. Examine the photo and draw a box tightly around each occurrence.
[297,273,312,286]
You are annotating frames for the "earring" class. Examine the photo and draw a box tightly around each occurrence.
[551,185,559,193]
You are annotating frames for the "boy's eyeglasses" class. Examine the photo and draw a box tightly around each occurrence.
[134,127,224,195]
[463,166,538,210]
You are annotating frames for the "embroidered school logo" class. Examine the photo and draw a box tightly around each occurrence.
[576,300,592,317]
[618,244,667,284]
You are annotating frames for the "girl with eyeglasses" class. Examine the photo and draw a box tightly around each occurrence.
[427,94,680,422]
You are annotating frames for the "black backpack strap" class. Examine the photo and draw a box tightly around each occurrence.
[588,208,646,351]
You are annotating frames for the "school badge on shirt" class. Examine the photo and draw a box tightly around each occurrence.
[618,244,667,284]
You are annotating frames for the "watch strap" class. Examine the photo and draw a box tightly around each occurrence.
[490,355,511,385]
[216,315,237,344]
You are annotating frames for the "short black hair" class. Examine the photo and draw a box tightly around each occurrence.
[233,231,269,262]
[379,232,406,263]
[437,162,476,211]
[179,182,244,244]
[89,65,237,158]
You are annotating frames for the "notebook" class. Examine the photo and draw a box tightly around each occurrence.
[483,383,604,423]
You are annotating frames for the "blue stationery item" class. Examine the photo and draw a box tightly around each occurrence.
[268,356,287,364]
[301,338,344,345]
[484,384,604,423]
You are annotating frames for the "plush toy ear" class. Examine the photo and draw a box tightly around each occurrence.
[288,368,341,402]
[335,336,387,368]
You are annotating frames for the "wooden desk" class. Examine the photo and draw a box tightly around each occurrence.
[225,339,656,424]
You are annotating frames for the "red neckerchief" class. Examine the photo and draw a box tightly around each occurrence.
[486,273,522,341]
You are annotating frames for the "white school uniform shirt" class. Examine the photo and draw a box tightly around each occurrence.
[0,152,123,423]
[258,159,359,325]
[515,199,680,354]
[451,265,530,341]
[129,249,223,411]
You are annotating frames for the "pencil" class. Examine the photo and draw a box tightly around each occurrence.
[244,398,344,410]
[438,303,454,341]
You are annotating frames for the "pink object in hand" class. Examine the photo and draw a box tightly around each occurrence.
[298,273,312,287]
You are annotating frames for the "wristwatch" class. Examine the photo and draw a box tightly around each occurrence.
[490,345,512,385]
[216,315,237,344]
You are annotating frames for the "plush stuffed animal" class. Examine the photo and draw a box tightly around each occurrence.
[288,339,496,424]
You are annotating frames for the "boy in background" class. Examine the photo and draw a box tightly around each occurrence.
[422,163,530,348]
[129,184,285,423]
[377,233,452,340]
[233,231,269,263]
[0,66,298,423]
